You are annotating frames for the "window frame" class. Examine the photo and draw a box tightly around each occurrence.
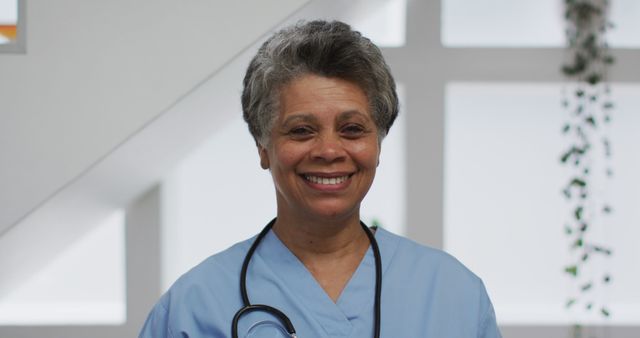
[0,0,26,53]
[379,0,640,335]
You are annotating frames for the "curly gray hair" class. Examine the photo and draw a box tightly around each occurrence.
[241,20,399,146]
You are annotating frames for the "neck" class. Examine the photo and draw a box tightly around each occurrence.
[272,211,372,302]
[272,212,367,257]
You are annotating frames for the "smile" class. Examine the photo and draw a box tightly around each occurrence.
[303,174,351,185]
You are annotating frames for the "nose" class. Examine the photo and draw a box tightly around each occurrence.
[310,132,346,162]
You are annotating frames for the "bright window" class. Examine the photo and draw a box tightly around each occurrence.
[442,0,640,48]
[348,0,406,48]
[304,0,407,48]
[0,211,126,325]
[0,0,18,45]
[444,83,640,325]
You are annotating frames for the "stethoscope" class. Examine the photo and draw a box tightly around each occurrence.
[232,218,382,338]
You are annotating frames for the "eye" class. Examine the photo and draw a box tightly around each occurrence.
[341,124,366,138]
[287,126,314,139]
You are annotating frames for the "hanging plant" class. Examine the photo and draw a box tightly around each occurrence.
[560,0,615,330]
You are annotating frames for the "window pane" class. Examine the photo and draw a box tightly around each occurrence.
[0,0,17,45]
[0,211,126,325]
[361,84,406,231]
[609,0,640,48]
[300,0,406,48]
[442,0,640,48]
[444,83,640,325]
[347,0,406,48]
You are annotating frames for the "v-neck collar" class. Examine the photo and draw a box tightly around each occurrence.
[255,226,398,337]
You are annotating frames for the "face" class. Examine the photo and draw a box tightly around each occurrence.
[259,74,380,222]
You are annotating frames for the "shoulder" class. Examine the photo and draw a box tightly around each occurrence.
[139,236,255,337]
[164,236,254,304]
[379,228,481,285]
[378,228,490,310]
[378,229,501,337]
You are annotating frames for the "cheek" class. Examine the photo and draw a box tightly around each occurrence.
[272,146,304,171]
[349,142,380,168]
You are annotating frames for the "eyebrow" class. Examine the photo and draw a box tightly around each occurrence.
[336,110,370,123]
[281,114,318,126]
[280,110,371,126]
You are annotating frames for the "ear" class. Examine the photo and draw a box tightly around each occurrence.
[258,145,270,170]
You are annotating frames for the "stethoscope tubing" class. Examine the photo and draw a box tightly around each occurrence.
[232,218,382,338]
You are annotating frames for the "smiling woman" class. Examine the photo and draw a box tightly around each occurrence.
[261,75,380,230]
[139,20,502,338]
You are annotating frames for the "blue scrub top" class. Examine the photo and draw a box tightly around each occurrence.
[139,227,502,338]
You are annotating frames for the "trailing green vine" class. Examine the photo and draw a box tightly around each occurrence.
[560,0,614,328]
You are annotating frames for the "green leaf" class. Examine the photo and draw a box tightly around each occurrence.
[601,307,610,317]
[574,206,584,220]
[573,238,583,248]
[560,148,576,163]
[585,116,596,126]
[603,275,611,283]
[586,73,601,85]
[604,55,615,64]
[566,298,577,308]
[580,223,588,232]
[581,282,592,291]
[565,265,578,277]
[571,178,587,187]
[593,246,612,255]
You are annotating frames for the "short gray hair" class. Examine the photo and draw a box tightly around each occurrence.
[242,20,399,146]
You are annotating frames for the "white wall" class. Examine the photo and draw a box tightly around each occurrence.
[0,0,307,235]
[0,0,309,328]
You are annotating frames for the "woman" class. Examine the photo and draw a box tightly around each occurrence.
[140,20,501,338]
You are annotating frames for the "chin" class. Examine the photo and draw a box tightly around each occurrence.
[305,203,360,222]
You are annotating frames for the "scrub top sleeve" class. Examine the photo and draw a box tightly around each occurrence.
[478,302,502,338]
[478,283,502,338]
[138,300,174,338]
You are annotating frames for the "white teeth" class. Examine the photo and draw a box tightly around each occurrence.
[305,175,349,185]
